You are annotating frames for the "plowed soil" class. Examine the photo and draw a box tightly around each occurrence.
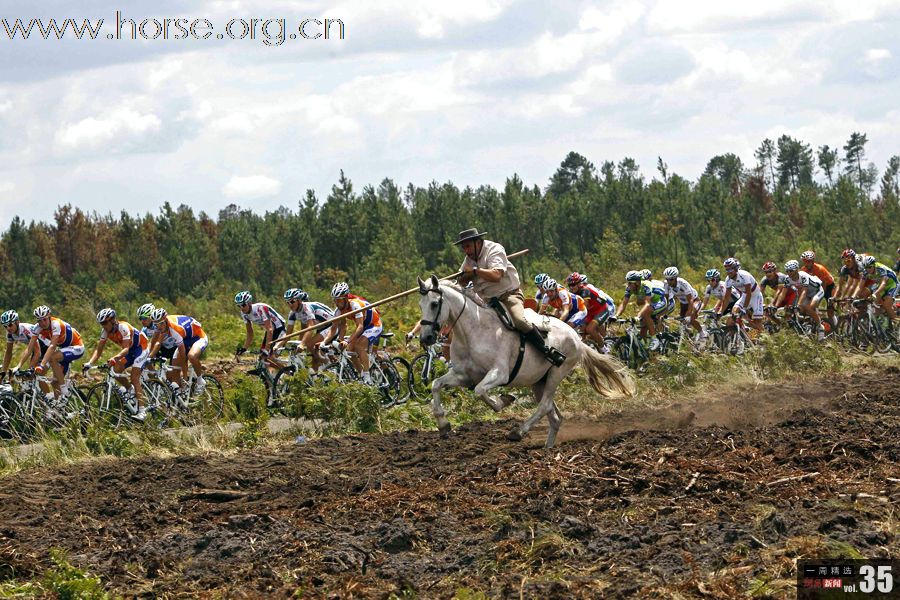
[0,368,898,598]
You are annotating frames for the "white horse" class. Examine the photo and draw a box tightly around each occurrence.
[417,275,635,448]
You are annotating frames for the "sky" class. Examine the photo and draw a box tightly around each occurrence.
[0,0,898,226]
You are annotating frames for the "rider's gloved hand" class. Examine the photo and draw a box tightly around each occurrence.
[107,357,120,368]
[81,362,93,374]
[259,348,270,358]
[34,365,45,375]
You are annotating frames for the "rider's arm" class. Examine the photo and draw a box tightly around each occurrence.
[322,318,343,345]
[2,340,12,373]
[147,330,162,358]
[243,321,253,350]
[873,276,888,297]
[85,338,108,367]
[740,284,752,309]
[472,267,502,283]
[41,332,63,369]
[347,314,364,344]
[260,319,274,352]
[615,295,631,317]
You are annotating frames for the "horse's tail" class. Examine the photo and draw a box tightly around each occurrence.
[579,343,636,398]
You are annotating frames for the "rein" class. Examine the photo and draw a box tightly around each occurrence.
[420,286,467,333]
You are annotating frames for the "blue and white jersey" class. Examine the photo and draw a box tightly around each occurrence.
[288,301,334,326]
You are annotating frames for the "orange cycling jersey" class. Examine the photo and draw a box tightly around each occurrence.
[801,263,834,286]
[37,317,83,347]
[545,288,586,313]
[100,321,149,351]
[340,297,381,329]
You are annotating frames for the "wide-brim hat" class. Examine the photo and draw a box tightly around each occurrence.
[453,228,488,245]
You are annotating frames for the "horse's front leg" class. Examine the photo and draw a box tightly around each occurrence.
[431,368,472,437]
[473,368,515,412]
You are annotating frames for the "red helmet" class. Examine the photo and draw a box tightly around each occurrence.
[841,248,856,260]
[762,261,777,272]
[566,272,582,285]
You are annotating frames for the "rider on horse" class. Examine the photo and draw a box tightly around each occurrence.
[455,228,566,367]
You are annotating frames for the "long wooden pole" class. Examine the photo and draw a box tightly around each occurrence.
[279,248,530,341]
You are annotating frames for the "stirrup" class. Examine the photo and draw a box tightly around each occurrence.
[544,347,566,367]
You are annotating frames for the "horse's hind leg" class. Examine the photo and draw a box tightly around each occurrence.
[508,372,566,447]
[473,368,516,412]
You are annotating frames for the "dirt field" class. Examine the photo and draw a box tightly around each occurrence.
[0,367,897,598]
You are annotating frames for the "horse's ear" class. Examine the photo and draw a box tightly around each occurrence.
[417,277,427,295]
[430,274,440,289]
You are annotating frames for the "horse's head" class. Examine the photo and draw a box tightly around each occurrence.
[417,274,443,346]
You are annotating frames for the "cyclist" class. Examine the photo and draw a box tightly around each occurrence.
[283,288,333,371]
[1,310,47,383]
[146,308,209,394]
[82,308,150,421]
[860,256,898,320]
[800,250,837,326]
[322,282,382,384]
[567,272,615,350]
[760,262,796,308]
[136,303,157,338]
[701,268,741,316]
[723,258,764,332]
[31,306,84,401]
[533,273,550,305]
[235,291,286,368]
[640,269,652,281]
[615,270,673,351]
[784,260,826,340]
[835,249,871,302]
[662,267,705,339]
[540,278,588,329]
[895,247,900,276]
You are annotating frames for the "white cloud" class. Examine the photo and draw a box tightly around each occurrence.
[0,181,14,194]
[0,100,11,114]
[866,48,891,62]
[210,112,256,135]
[333,0,514,39]
[54,108,162,154]
[222,174,283,199]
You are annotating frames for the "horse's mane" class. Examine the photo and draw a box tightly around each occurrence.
[440,281,488,308]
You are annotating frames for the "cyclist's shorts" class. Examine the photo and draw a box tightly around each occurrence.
[775,289,797,308]
[651,298,675,317]
[157,345,177,360]
[823,282,835,300]
[361,324,383,345]
[312,325,332,339]
[262,325,286,348]
[678,298,700,318]
[745,291,764,317]
[566,309,587,328]
[186,335,209,356]
[591,303,615,325]
[59,345,84,375]
[807,287,825,305]
[123,346,149,370]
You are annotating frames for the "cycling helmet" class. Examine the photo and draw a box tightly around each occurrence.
[0,310,18,326]
[284,288,307,301]
[625,270,642,283]
[33,305,51,319]
[663,267,679,279]
[896,246,900,255]
[762,261,777,273]
[579,273,589,284]
[801,250,816,261]
[861,255,876,268]
[136,303,156,319]
[566,272,582,286]
[640,269,652,280]
[723,257,740,270]
[784,260,800,272]
[331,282,350,298]
[534,273,549,286]
[841,248,856,260]
[96,308,116,323]
[150,307,168,323]
[705,268,721,280]
[540,278,559,291]
[234,291,252,305]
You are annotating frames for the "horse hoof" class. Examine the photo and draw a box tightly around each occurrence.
[439,424,452,438]
[506,428,523,442]
[500,393,516,407]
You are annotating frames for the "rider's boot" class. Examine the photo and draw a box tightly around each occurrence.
[524,327,566,367]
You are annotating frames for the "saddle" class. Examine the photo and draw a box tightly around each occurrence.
[487,298,552,333]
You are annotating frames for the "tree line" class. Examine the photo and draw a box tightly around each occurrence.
[1,131,897,313]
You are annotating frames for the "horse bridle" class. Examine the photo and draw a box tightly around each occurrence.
[420,286,467,333]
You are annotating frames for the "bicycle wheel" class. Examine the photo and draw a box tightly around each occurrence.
[371,360,401,408]
[9,393,38,442]
[86,384,126,430]
[142,380,176,428]
[410,353,438,400]
[867,318,894,353]
[185,374,225,423]
[0,392,20,441]
[323,361,359,384]
[390,356,412,404]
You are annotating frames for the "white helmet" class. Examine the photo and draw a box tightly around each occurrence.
[861,255,876,268]
[234,291,252,305]
[540,278,558,291]
[663,267,679,279]
[723,257,740,270]
[0,310,18,326]
[784,260,800,272]
[96,308,117,323]
[137,303,156,319]
[150,307,168,323]
[801,250,816,261]
[331,282,350,298]
[640,269,652,280]
[33,305,51,319]
[625,270,642,283]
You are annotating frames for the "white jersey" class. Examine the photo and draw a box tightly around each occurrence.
[287,302,334,326]
[240,303,286,328]
[760,272,791,291]
[786,271,822,294]
[725,270,759,295]
[665,278,699,303]
[704,282,740,302]
[6,323,39,345]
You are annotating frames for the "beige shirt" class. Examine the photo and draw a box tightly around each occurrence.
[460,239,521,300]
